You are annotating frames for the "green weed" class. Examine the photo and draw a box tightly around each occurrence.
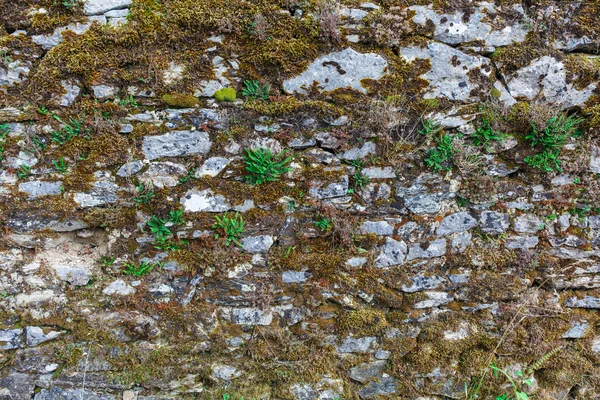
[17,165,32,180]
[244,148,292,185]
[314,218,333,231]
[52,157,68,173]
[241,80,270,101]
[122,261,155,276]
[213,212,245,247]
[425,134,454,172]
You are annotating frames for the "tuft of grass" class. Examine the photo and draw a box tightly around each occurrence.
[524,113,583,173]
[122,261,155,276]
[314,218,333,232]
[213,212,245,247]
[241,80,270,101]
[244,148,292,185]
[17,165,32,180]
[52,157,68,173]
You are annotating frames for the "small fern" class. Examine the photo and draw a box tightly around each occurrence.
[526,346,563,375]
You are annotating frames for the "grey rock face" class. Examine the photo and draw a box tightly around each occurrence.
[231,308,273,325]
[0,373,35,400]
[18,181,62,199]
[362,167,396,179]
[396,174,452,215]
[241,235,274,254]
[139,162,188,188]
[211,364,241,381]
[84,0,132,16]
[406,239,447,261]
[336,336,377,353]
[0,60,30,88]
[564,296,600,309]
[506,56,596,108]
[505,235,539,250]
[409,3,529,46]
[361,221,394,236]
[142,130,212,160]
[562,321,590,339]
[375,237,407,267]
[103,279,135,296]
[480,211,510,234]
[73,181,119,208]
[196,157,231,178]
[436,212,478,236]
[58,80,81,106]
[0,328,23,350]
[399,42,493,101]
[339,142,377,160]
[282,271,310,283]
[308,175,349,199]
[401,274,444,293]
[414,291,453,308]
[349,360,386,383]
[91,84,118,99]
[590,145,600,174]
[514,215,544,233]
[181,189,230,212]
[358,376,397,399]
[283,48,388,95]
[32,19,105,51]
[34,387,115,400]
[52,264,91,286]
[25,326,63,346]
[116,160,144,177]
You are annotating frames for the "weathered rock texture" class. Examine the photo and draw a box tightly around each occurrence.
[0,0,600,399]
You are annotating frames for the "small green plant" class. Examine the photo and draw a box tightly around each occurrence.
[100,255,116,267]
[134,183,155,205]
[241,80,270,101]
[17,165,32,180]
[524,114,583,173]
[178,168,197,184]
[425,134,454,172]
[524,150,562,173]
[244,148,292,185]
[0,50,12,65]
[314,218,333,231]
[123,261,155,276]
[214,87,237,102]
[148,216,172,241]
[117,94,138,107]
[50,117,88,145]
[213,212,245,246]
[350,161,370,190]
[52,157,68,173]
[472,117,506,150]
[488,365,532,400]
[32,135,47,151]
[0,123,9,161]
[168,209,185,225]
[417,118,442,137]
[38,106,49,116]
[54,0,80,8]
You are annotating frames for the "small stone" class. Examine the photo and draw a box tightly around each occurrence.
[375,237,407,268]
[181,189,230,212]
[414,291,453,308]
[562,321,590,339]
[361,221,394,236]
[336,336,377,353]
[103,279,135,296]
[241,235,274,254]
[504,235,539,250]
[282,271,310,283]
[309,175,349,199]
[406,239,447,261]
[83,0,132,15]
[116,160,143,177]
[91,84,117,99]
[358,376,397,399]
[514,214,544,233]
[402,274,445,293]
[25,326,63,346]
[18,181,62,199]
[231,308,273,325]
[436,212,478,236]
[349,360,386,383]
[73,181,119,208]
[142,130,212,160]
[564,296,600,309]
[340,141,377,160]
[480,211,510,234]
[211,364,241,381]
[196,157,231,178]
[0,328,23,350]
[362,167,396,179]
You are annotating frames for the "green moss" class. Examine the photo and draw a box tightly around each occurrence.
[490,87,501,99]
[162,93,199,107]
[214,87,237,102]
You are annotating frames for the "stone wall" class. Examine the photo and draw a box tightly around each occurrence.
[0,0,599,399]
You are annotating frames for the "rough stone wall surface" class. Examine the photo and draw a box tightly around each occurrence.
[0,0,599,399]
